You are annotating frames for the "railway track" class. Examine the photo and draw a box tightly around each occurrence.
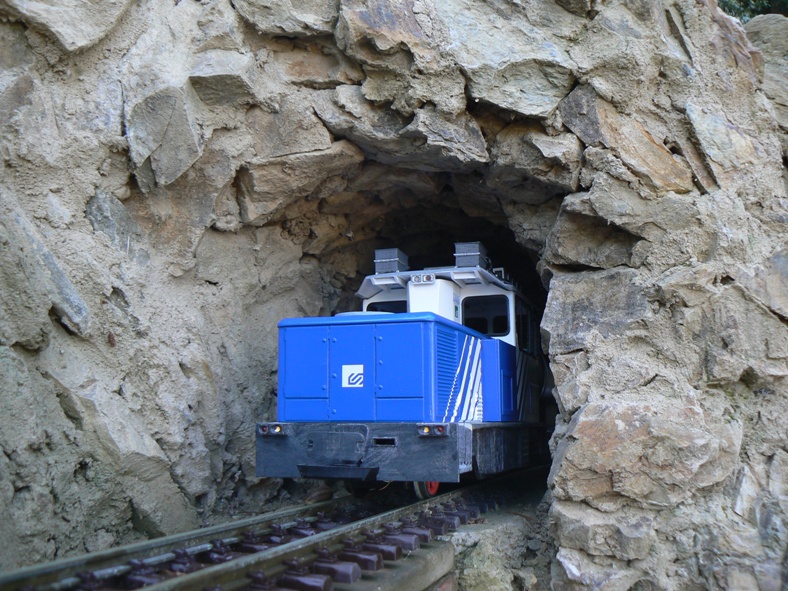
[0,496,356,591]
[0,478,522,591]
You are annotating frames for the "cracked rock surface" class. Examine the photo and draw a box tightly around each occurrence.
[0,1,785,589]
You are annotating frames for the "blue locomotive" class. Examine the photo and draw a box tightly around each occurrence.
[256,243,554,498]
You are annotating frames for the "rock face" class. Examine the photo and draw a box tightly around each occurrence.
[0,0,133,51]
[446,488,554,591]
[0,1,785,589]
[744,14,788,158]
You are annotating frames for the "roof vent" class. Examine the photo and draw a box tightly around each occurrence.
[454,242,491,270]
[374,248,409,274]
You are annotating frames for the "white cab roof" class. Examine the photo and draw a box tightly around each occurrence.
[357,266,518,300]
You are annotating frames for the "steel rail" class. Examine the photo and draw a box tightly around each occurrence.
[2,468,544,591]
[135,485,478,591]
[0,497,344,591]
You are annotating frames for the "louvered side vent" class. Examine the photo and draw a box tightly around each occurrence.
[436,327,458,415]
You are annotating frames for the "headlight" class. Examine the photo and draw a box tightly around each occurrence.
[410,274,435,285]
[417,424,449,437]
[259,423,287,436]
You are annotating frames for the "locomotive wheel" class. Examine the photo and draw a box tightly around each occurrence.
[413,481,440,499]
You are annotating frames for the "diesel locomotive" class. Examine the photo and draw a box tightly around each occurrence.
[256,243,555,498]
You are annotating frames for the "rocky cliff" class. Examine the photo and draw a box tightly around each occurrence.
[0,1,785,589]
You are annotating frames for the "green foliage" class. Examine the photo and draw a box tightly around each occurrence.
[719,0,788,21]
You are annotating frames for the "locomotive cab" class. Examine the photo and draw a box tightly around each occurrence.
[361,248,537,350]
[256,243,552,495]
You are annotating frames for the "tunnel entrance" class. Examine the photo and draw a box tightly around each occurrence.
[284,179,561,491]
[324,190,548,319]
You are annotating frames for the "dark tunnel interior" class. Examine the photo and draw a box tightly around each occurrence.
[331,195,549,319]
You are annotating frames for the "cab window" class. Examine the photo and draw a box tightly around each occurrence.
[516,297,532,353]
[463,295,509,336]
[366,300,407,313]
